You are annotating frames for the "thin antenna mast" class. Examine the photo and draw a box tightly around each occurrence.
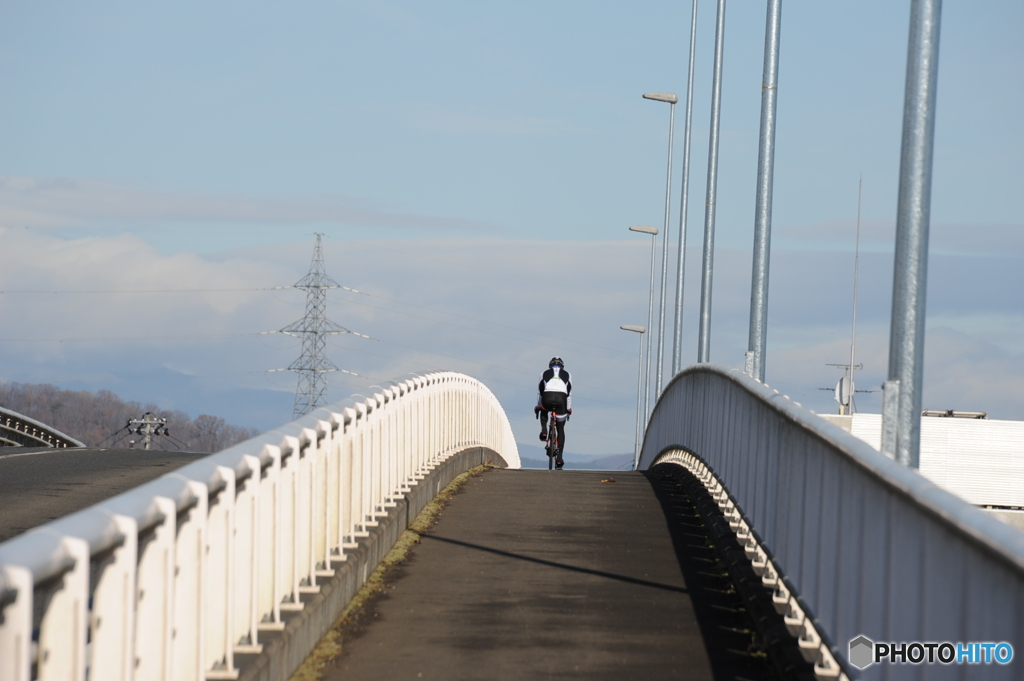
[849,177,863,412]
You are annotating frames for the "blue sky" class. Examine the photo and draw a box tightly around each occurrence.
[1,1,1021,456]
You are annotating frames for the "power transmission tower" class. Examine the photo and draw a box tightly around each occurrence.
[282,234,357,419]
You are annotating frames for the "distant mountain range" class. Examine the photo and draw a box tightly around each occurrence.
[515,443,632,471]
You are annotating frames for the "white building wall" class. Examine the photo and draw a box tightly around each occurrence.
[821,413,1024,508]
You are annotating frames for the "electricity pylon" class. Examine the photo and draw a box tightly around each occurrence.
[281,234,358,419]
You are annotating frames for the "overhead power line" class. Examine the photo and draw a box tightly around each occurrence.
[0,333,262,343]
[0,285,362,295]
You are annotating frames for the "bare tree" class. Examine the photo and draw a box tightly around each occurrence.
[0,382,260,452]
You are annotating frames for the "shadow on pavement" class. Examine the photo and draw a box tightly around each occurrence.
[419,532,689,594]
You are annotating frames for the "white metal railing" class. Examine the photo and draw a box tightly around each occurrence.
[639,364,1024,681]
[0,406,86,449]
[0,371,518,681]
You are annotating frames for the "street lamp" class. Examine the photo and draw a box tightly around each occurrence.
[629,225,658,422]
[621,325,646,469]
[747,0,782,383]
[884,0,943,468]
[673,0,699,376]
[698,0,727,364]
[643,92,677,397]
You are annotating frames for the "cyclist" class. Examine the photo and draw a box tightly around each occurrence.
[534,357,572,469]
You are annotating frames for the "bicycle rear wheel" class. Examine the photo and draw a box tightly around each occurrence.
[546,414,556,469]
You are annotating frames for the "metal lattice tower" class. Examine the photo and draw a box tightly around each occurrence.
[282,234,352,418]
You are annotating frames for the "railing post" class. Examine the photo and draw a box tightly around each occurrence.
[257,446,283,633]
[0,565,33,681]
[233,454,263,654]
[37,536,90,681]
[340,410,355,546]
[373,396,383,512]
[203,465,236,676]
[170,478,209,681]
[324,419,340,564]
[312,419,330,575]
[356,406,368,532]
[278,438,301,612]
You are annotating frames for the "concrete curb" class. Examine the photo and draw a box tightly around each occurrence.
[235,446,508,681]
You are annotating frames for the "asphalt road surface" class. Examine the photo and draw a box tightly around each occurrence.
[322,469,781,681]
[0,447,207,542]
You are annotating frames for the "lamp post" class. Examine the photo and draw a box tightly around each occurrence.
[673,0,700,376]
[643,92,678,397]
[629,225,659,422]
[747,0,782,383]
[620,324,646,469]
[883,0,943,469]
[697,0,727,364]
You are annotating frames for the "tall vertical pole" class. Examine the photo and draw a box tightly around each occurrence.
[697,0,727,363]
[746,0,782,382]
[655,102,676,396]
[630,225,660,424]
[644,233,657,420]
[886,0,942,469]
[849,177,863,411]
[673,0,699,376]
[621,325,647,469]
[634,332,644,466]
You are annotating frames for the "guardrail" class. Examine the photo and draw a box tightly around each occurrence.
[639,364,1024,680]
[0,406,86,449]
[0,371,518,681]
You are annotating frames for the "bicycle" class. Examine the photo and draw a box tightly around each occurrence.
[538,408,569,470]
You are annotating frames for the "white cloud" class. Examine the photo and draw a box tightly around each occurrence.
[773,217,1024,257]
[1,229,1021,453]
[0,176,497,232]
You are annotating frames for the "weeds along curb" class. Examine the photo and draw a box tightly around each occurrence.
[234,447,506,681]
[286,462,493,681]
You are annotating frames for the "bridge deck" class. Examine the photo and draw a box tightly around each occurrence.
[322,468,778,680]
[0,447,206,542]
